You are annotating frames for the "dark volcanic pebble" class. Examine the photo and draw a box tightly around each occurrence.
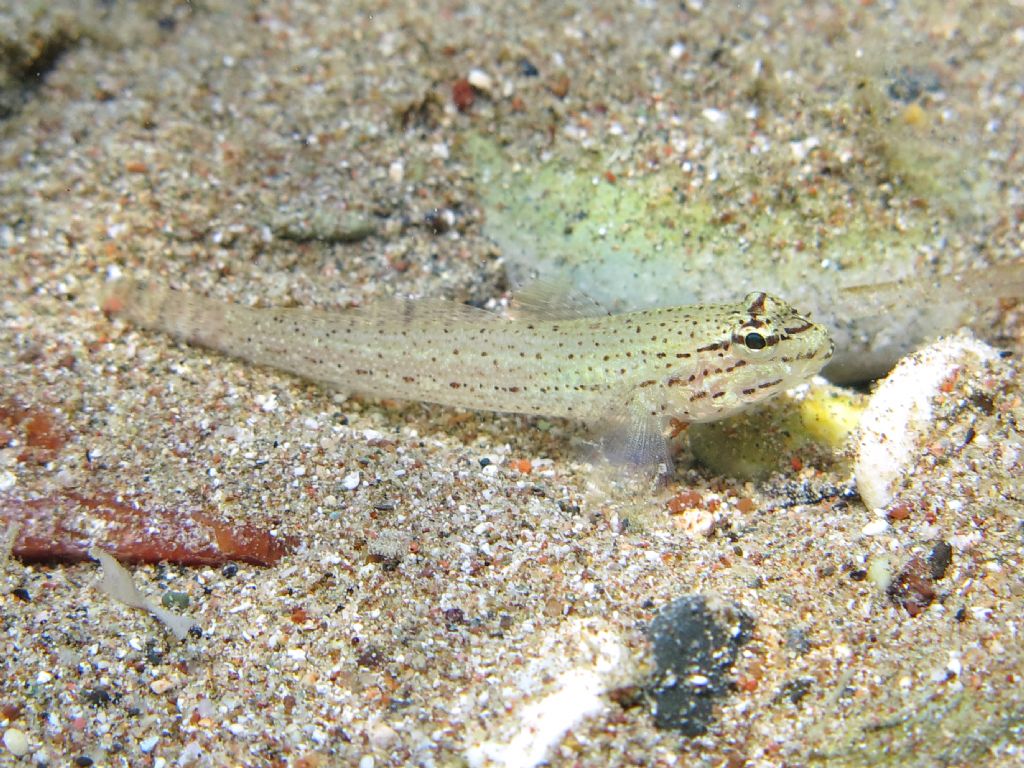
[647,594,754,736]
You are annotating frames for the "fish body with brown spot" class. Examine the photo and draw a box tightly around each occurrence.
[102,281,832,466]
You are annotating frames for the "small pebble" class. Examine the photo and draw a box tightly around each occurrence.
[150,678,174,694]
[861,519,889,536]
[517,57,539,77]
[785,627,811,655]
[866,555,895,592]
[452,78,474,110]
[369,722,398,748]
[702,107,726,125]
[928,541,953,581]
[161,591,190,610]
[139,735,159,753]
[647,595,754,735]
[3,728,29,757]
[547,73,570,98]
[82,688,111,706]
[341,471,361,490]
[467,68,492,91]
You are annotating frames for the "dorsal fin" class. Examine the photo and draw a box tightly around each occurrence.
[836,260,1024,320]
[509,279,612,320]
[348,296,501,325]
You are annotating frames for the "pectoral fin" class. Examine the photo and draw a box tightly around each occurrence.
[595,401,673,474]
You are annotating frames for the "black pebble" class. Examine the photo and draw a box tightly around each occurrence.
[221,563,238,578]
[517,58,539,77]
[646,594,754,736]
[928,541,953,581]
[82,688,111,707]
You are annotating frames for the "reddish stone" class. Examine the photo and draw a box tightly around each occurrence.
[2,490,293,567]
[887,557,937,617]
[666,490,702,513]
[887,502,912,522]
[547,74,570,98]
[509,458,532,474]
[452,78,474,111]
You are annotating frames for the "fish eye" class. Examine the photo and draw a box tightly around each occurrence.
[744,332,767,350]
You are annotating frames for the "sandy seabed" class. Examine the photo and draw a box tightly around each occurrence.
[2,2,1023,766]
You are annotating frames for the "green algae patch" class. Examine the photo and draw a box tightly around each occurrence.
[687,383,863,480]
[463,133,932,314]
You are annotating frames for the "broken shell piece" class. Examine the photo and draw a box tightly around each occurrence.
[854,334,997,511]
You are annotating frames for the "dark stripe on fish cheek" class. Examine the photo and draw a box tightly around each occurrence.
[696,341,727,353]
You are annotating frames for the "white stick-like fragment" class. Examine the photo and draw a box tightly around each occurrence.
[466,622,633,768]
[90,547,200,641]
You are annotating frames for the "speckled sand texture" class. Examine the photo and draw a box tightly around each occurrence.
[2,2,1024,766]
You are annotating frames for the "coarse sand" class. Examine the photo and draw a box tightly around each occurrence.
[2,2,1023,766]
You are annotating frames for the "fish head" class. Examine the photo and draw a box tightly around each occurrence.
[661,292,834,423]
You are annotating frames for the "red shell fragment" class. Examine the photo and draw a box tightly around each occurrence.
[2,491,294,567]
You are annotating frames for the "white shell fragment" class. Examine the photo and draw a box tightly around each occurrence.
[854,334,998,511]
[466,621,633,768]
[90,547,200,641]
[3,728,29,758]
